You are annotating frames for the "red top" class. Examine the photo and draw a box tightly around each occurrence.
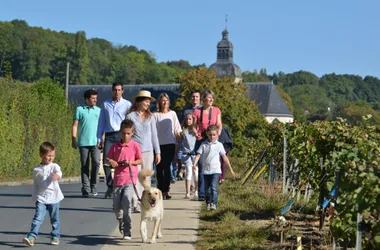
[107,140,142,186]
[193,107,221,139]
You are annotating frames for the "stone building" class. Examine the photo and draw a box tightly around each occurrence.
[68,28,293,123]
[209,29,243,83]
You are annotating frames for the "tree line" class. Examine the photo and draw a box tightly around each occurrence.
[1,19,380,125]
[0,19,204,86]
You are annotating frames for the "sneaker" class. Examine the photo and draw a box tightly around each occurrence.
[50,236,60,245]
[170,179,176,184]
[104,187,112,199]
[123,232,132,240]
[191,194,199,201]
[198,197,205,201]
[82,190,90,197]
[210,203,217,210]
[206,203,211,211]
[133,207,141,213]
[23,236,35,246]
[119,220,124,235]
[91,187,98,196]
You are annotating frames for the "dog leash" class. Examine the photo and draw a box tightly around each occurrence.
[117,160,141,202]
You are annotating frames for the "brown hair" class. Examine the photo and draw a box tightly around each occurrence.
[128,97,152,118]
[120,119,135,131]
[40,141,55,154]
[206,125,218,133]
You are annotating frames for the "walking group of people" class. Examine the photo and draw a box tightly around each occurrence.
[23,83,235,246]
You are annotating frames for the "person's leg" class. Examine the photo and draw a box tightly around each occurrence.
[203,174,212,207]
[170,161,177,183]
[28,201,47,239]
[90,146,100,195]
[194,140,205,200]
[103,133,120,198]
[48,202,60,238]
[162,144,175,196]
[132,151,153,211]
[113,186,124,234]
[131,164,142,212]
[185,163,192,198]
[121,185,134,238]
[211,174,221,207]
[79,146,91,195]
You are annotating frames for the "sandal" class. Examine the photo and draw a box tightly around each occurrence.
[185,193,190,199]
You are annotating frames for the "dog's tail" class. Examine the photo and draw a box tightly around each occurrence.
[138,169,153,189]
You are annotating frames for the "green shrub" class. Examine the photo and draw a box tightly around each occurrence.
[0,78,80,181]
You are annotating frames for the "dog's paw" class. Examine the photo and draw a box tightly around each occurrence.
[149,238,156,244]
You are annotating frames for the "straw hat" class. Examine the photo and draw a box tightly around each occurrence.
[132,90,156,102]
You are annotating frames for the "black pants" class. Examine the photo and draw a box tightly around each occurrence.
[156,144,175,193]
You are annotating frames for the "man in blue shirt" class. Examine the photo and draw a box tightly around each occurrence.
[97,82,132,198]
[72,89,101,197]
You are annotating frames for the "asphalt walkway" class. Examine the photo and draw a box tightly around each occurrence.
[101,180,201,250]
[0,178,201,250]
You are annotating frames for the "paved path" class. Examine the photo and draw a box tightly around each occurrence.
[0,179,200,250]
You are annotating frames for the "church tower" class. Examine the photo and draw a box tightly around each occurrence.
[209,26,242,83]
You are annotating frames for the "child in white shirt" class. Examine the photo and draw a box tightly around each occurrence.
[193,125,235,210]
[23,142,64,246]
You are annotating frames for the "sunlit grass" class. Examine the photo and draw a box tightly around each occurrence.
[196,157,288,250]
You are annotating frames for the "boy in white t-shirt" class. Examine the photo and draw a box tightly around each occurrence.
[192,125,235,210]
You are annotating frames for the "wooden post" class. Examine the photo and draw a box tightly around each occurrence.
[65,62,70,104]
[356,213,362,250]
[283,136,287,194]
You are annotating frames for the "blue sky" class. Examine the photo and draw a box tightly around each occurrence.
[1,0,379,78]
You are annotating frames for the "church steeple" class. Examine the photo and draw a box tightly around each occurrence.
[209,19,242,82]
[217,28,234,62]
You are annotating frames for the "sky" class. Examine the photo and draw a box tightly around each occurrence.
[1,0,379,78]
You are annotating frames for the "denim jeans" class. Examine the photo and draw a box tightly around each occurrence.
[28,201,60,238]
[79,146,100,193]
[170,161,177,181]
[103,132,120,188]
[195,140,205,198]
[204,174,221,205]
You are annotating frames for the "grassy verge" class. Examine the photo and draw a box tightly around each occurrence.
[196,157,287,250]
[195,157,332,249]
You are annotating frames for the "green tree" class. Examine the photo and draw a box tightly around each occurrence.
[71,31,89,85]
[174,67,267,155]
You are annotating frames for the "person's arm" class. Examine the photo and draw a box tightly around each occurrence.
[192,154,201,173]
[72,120,79,149]
[172,111,182,138]
[216,111,223,136]
[97,105,106,149]
[151,116,161,165]
[221,154,235,178]
[174,138,183,164]
[105,144,118,168]
[192,112,202,140]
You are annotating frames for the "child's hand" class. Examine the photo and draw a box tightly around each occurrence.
[192,166,197,175]
[230,170,236,179]
[110,160,118,168]
[51,173,60,181]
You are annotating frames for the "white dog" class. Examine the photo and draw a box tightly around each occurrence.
[138,169,164,244]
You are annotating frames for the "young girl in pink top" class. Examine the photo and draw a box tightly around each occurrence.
[106,119,142,240]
